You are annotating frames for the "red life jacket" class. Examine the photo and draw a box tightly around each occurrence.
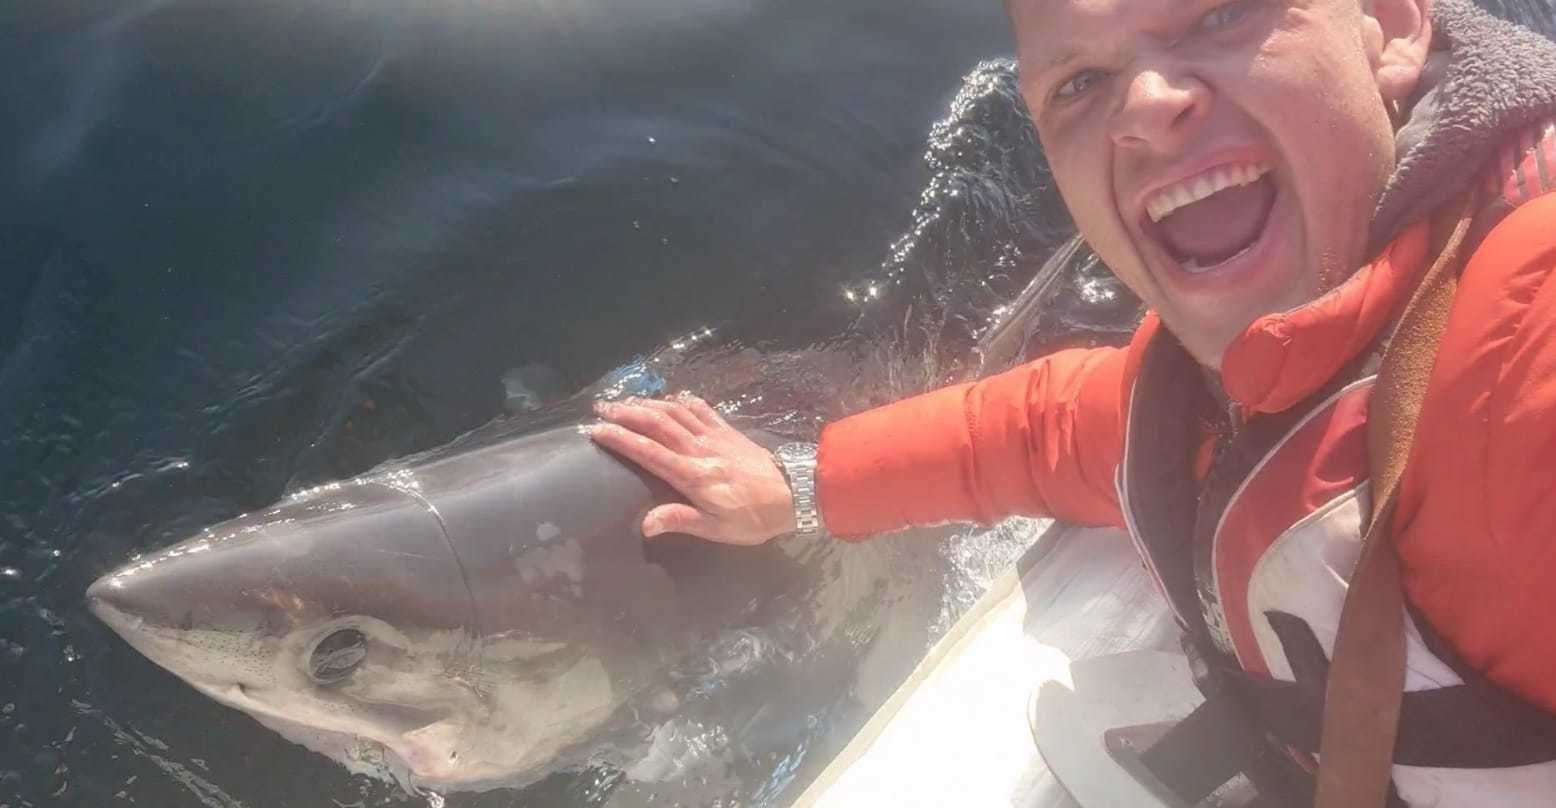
[1116,122,1556,807]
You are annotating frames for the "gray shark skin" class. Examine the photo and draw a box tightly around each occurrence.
[84,401,940,795]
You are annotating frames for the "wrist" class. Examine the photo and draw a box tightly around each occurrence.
[771,442,823,536]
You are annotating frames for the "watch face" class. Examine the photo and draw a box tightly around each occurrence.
[778,442,815,460]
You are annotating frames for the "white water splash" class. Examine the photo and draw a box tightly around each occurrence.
[932,517,1051,636]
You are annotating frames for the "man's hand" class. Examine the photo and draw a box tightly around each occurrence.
[587,394,797,544]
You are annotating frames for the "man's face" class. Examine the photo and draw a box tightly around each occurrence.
[1012,0,1426,367]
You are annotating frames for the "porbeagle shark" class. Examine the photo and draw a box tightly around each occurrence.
[86,399,948,793]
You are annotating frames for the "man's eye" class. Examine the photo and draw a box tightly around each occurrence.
[1198,0,1255,31]
[1055,69,1106,102]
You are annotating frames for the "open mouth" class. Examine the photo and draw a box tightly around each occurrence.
[1142,162,1277,275]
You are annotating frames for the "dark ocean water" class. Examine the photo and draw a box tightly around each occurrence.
[3,1,1554,807]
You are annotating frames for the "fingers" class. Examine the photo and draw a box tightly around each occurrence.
[631,397,707,437]
[641,503,717,540]
[587,421,704,490]
[595,400,697,451]
[674,392,730,430]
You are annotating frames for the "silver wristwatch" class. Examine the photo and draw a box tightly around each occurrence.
[772,442,823,536]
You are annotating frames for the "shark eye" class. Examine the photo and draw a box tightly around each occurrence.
[309,628,368,686]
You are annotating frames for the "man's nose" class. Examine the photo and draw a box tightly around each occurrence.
[1109,66,1209,153]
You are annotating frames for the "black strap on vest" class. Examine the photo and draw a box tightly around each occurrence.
[1119,633,1325,808]
[1134,609,1556,805]
[1260,611,1556,768]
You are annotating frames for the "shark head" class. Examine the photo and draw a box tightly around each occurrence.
[86,474,633,790]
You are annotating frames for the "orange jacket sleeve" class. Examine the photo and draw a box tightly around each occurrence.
[815,344,1132,539]
[1398,191,1556,715]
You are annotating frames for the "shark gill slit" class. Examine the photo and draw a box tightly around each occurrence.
[388,482,487,681]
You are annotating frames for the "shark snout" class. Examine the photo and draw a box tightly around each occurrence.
[85,574,135,637]
[87,564,177,645]
[85,546,224,638]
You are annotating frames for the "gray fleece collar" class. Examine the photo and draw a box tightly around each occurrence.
[1370,0,1556,250]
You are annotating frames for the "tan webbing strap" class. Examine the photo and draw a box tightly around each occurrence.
[1313,194,1476,808]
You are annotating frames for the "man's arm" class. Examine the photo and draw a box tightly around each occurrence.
[818,345,1132,538]
[589,336,1136,545]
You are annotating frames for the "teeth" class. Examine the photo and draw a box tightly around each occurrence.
[1146,163,1269,223]
[1172,185,1196,211]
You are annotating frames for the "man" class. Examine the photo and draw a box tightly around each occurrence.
[589,0,1556,804]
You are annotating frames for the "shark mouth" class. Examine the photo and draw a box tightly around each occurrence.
[245,711,426,793]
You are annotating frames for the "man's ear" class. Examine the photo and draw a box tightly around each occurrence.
[1364,0,1433,103]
